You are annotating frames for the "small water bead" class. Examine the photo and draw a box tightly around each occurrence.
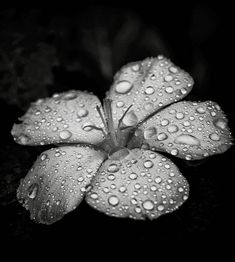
[116,101,124,108]
[170,149,179,156]
[157,133,168,141]
[214,118,227,130]
[144,127,157,139]
[108,195,120,206]
[107,164,119,173]
[132,63,140,72]
[145,86,155,95]
[144,160,154,169]
[169,66,178,74]
[59,130,72,140]
[144,102,154,111]
[119,186,127,193]
[178,187,184,193]
[135,207,142,213]
[115,80,133,94]
[63,92,77,100]
[142,200,154,210]
[56,116,63,122]
[18,135,30,145]
[174,134,200,146]
[40,154,47,161]
[90,193,98,200]
[27,183,38,199]
[167,125,179,133]
[77,109,88,117]
[165,86,174,93]
[150,185,157,191]
[157,205,165,211]
[185,154,192,160]
[196,107,206,114]
[123,111,138,126]
[155,177,162,183]
[164,75,173,82]
[176,112,185,119]
[183,121,191,127]
[82,122,94,131]
[161,119,169,126]
[134,183,141,190]
[209,133,220,141]
[45,106,52,113]
[129,173,138,180]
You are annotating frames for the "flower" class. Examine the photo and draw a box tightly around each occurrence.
[11,55,233,224]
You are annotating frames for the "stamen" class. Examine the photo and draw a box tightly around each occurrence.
[96,105,108,132]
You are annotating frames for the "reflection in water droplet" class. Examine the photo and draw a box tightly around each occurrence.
[59,130,72,140]
[145,86,155,95]
[165,86,174,93]
[28,183,38,199]
[115,81,133,94]
[18,135,29,145]
[157,205,165,211]
[144,127,157,139]
[107,164,119,173]
[155,177,162,183]
[108,195,120,206]
[209,133,220,141]
[176,112,185,119]
[142,200,154,210]
[164,75,173,82]
[82,122,94,131]
[144,160,153,168]
[174,134,200,145]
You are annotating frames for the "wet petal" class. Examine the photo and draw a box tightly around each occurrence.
[11,90,104,146]
[106,55,193,127]
[131,101,233,160]
[86,149,189,220]
[17,145,105,224]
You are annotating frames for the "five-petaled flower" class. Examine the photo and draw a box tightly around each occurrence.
[12,55,233,224]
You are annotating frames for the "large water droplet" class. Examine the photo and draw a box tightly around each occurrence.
[123,111,138,126]
[144,127,157,139]
[196,107,206,114]
[174,134,200,145]
[169,66,178,74]
[82,122,94,131]
[108,195,120,206]
[209,133,220,141]
[129,173,138,180]
[144,160,154,168]
[167,125,179,133]
[175,112,185,119]
[157,204,165,211]
[107,163,119,173]
[28,183,39,199]
[214,118,227,130]
[157,133,168,141]
[161,119,169,126]
[115,81,133,94]
[164,75,173,82]
[59,130,72,140]
[77,109,88,117]
[90,193,98,199]
[170,149,179,156]
[18,135,30,145]
[63,92,77,100]
[145,86,155,95]
[142,200,154,210]
[165,86,174,93]
[116,101,124,108]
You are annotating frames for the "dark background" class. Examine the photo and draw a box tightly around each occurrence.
[0,3,234,254]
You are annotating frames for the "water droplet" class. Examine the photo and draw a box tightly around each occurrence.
[107,164,119,173]
[135,207,142,213]
[144,127,157,139]
[144,160,153,168]
[108,174,115,180]
[142,200,154,210]
[183,121,191,127]
[18,135,29,145]
[64,92,77,100]
[209,133,220,141]
[108,195,120,206]
[115,81,133,94]
[40,154,47,161]
[155,177,162,183]
[129,173,138,180]
[196,107,206,114]
[157,205,165,211]
[185,154,192,160]
[56,116,63,122]
[167,125,179,133]
[123,111,138,126]
[164,75,173,82]
[90,193,98,199]
[170,149,179,156]
[59,130,72,140]
[28,183,38,199]
[45,106,52,113]
[82,122,94,131]
[169,66,178,74]
[174,134,200,145]
[77,109,88,117]
[145,86,155,95]
[157,133,168,141]
[165,86,174,93]
[161,119,169,126]
[178,187,184,193]
[176,112,185,119]
[144,102,154,111]
[132,64,140,72]
[119,186,127,193]
[214,119,227,130]
[116,101,124,108]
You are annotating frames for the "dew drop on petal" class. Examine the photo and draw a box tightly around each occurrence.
[18,135,30,145]
[155,177,162,183]
[142,200,154,210]
[209,133,220,141]
[167,125,179,133]
[27,183,39,199]
[107,164,119,173]
[90,193,99,200]
[144,127,157,139]
[157,204,165,211]
[144,160,154,168]
[115,81,133,94]
[144,102,154,111]
[169,66,178,74]
[214,118,227,130]
[164,75,173,82]
[157,133,168,141]
[174,134,200,145]
[108,195,120,206]
[77,109,88,117]
[40,154,47,161]
[132,64,140,72]
[63,92,77,100]
[116,101,125,108]
[129,173,138,180]
[170,149,179,156]
[123,111,138,126]
[161,119,169,126]
[196,107,206,114]
[59,130,72,140]
[165,86,174,93]
[176,112,185,119]
[145,86,155,95]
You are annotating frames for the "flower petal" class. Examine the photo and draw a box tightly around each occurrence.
[106,55,193,127]
[12,90,104,146]
[130,101,233,160]
[86,149,189,220]
[17,145,105,224]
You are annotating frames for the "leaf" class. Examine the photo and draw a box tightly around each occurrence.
[17,145,105,224]
[86,149,189,220]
